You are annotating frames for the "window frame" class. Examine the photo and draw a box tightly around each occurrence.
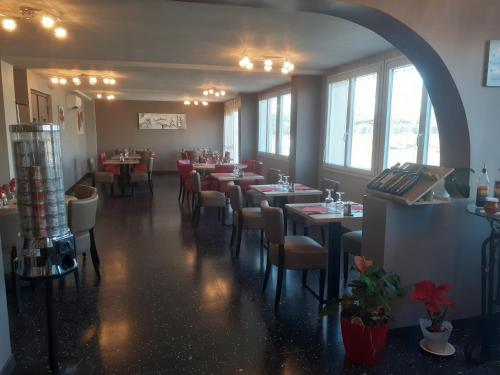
[258,88,292,159]
[323,62,383,177]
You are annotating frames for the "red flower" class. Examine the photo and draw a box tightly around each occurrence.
[354,256,373,273]
[409,281,454,313]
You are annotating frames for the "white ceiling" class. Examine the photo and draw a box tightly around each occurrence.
[0,0,393,101]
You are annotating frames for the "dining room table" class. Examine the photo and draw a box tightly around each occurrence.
[284,202,363,301]
[193,163,247,174]
[102,159,139,196]
[110,154,143,160]
[249,183,323,208]
[210,172,264,189]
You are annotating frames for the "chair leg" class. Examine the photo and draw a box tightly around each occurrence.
[74,269,81,293]
[343,252,349,285]
[181,188,186,204]
[304,226,309,236]
[319,269,326,306]
[302,270,308,286]
[148,174,153,194]
[292,221,297,235]
[260,229,264,250]
[236,217,243,256]
[275,266,284,310]
[230,225,236,247]
[15,275,23,313]
[191,194,195,212]
[221,206,225,226]
[178,179,183,201]
[321,226,326,245]
[89,228,101,278]
[263,254,271,291]
[217,207,221,221]
[131,183,135,196]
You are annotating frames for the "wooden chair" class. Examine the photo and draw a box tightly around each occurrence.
[88,157,114,196]
[191,171,226,226]
[130,157,154,194]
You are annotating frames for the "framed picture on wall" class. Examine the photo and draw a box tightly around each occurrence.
[57,105,65,128]
[486,40,500,86]
[138,113,187,129]
[77,110,85,135]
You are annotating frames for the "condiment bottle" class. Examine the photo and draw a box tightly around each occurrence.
[476,163,490,207]
[494,168,500,199]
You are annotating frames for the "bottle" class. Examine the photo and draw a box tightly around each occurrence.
[475,163,490,207]
[494,169,500,199]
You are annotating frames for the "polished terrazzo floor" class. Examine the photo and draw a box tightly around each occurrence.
[6,174,500,374]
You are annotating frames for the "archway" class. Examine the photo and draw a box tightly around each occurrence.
[185,0,471,170]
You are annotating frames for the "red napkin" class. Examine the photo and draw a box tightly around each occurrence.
[294,184,311,191]
[258,187,276,192]
[352,204,363,211]
[302,206,327,214]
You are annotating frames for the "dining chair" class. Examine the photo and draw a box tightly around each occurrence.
[130,157,154,194]
[67,184,101,278]
[246,168,281,207]
[239,160,263,192]
[260,200,327,311]
[213,164,234,193]
[191,171,227,226]
[98,151,121,176]
[342,230,363,284]
[227,183,264,256]
[0,210,19,289]
[177,160,192,201]
[88,157,114,196]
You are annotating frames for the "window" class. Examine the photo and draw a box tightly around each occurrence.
[325,70,378,171]
[258,91,291,156]
[384,62,440,168]
[224,100,239,163]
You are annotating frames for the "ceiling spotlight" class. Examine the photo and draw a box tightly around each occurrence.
[54,27,67,39]
[239,55,250,68]
[96,93,102,99]
[72,77,81,86]
[288,63,295,72]
[194,100,199,106]
[202,101,208,106]
[264,58,273,67]
[208,88,214,95]
[41,16,55,29]
[283,60,292,70]
[2,18,17,32]
[109,78,116,85]
[281,67,289,75]
[184,100,191,105]
[264,65,272,72]
[50,76,59,84]
[103,77,110,85]
[246,61,254,70]
[89,76,98,85]
[215,92,220,97]
[58,77,67,85]
[106,94,115,100]
[203,90,208,96]
[220,90,226,96]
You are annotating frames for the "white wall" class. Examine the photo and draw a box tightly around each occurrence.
[26,71,93,189]
[0,61,17,182]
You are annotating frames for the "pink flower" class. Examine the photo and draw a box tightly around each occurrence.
[354,256,373,273]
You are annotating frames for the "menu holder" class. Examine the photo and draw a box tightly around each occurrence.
[366,163,454,205]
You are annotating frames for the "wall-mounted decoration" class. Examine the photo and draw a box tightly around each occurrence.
[57,105,65,128]
[486,40,500,86]
[138,113,187,130]
[77,110,85,135]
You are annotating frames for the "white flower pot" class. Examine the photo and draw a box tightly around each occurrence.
[419,318,453,354]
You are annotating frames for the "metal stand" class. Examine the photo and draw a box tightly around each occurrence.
[46,279,56,372]
[465,218,500,364]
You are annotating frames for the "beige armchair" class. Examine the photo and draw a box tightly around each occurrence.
[130,157,154,194]
[68,184,100,278]
[191,171,226,226]
[227,183,264,256]
[261,200,327,311]
[88,157,114,196]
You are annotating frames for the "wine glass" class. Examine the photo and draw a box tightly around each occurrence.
[324,189,334,209]
[277,174,284,187]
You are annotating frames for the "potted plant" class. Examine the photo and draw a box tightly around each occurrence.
[321,256,402,365]
[409,281,455,354]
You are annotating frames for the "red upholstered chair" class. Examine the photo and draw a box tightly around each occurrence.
[240,160,263,192]
[99,152,120,176]
[213,164,234,193]
[181,151,189,160]
[254,161,264,175]
[133,151,155,173]
[179,161,213,204]
[242,160,256,173]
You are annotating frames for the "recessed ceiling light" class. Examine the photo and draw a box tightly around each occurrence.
[208,88,214,95]
[109,78,116,85]
[194,100,199,106]
[215,92,220,97]
[72,77,81,86]
[41,16,55,29]
[96,93,102,99]
[184,100,191,105]
[202,101,208,106]
[203,90,208,96]
[281,67,289,74]
[103,77,110,85]
[54,27,67,39]
[58,77,67,84]
[50,76,59,84]
[106,94,115,100]
[89,76,98,85]
[220,90,226,96]
[2,18,16,32]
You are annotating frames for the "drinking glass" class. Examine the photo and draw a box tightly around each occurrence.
[277,174,284,188]
[335,192,345,214]
[324,189,334,209]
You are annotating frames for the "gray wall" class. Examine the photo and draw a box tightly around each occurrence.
[239,94,257,162]
[0,61,17,182]
[95,100,224,171]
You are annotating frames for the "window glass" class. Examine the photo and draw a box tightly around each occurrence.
[267,97,277,154]
[325,80,349,166]
[386,64,423,168]
[258,99,267,152]
[426,106,440,166]
[279,93,291,156]
[349,73,377,170]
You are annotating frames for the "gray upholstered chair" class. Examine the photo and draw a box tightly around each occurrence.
[290,178,341,243]
[68,184,100,278]
[191,171,226,226]
[227,183,264,256]
[260,200,327,311]
[130,157,154,194]
[88,157,114,195]
[246,168,281,207]
[342,230,363,284]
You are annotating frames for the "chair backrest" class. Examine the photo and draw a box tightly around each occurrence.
[214,164,234,173]
[88,158,96,173]
[267,168,281,184]
[147,157,154,173]
[98,152,107,168]
[242,160,255,173]
[260,200,285,245]
[254,161,264,175]
[191,171,201,193]
[227,183,244,211]
[68,185,98,234]
[181,151,189,160]
[178,162,194,180]
[322,178,340,193]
